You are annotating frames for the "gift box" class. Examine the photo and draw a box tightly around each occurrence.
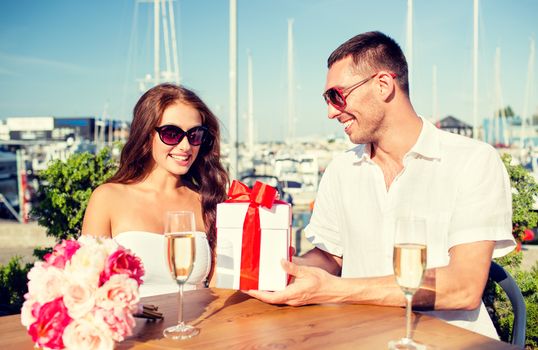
[216,181,292,291]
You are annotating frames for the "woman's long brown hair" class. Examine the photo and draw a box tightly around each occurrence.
[107,83,229,252]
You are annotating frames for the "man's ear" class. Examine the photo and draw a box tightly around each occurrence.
[377,71,396,101]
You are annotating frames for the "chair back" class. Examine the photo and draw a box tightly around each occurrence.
[488,261,526,347]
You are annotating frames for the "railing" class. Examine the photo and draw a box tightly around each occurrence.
[0,193,22,223]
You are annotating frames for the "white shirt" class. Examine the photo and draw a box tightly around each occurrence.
[304,118,515,339]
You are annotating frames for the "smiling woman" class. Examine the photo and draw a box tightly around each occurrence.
[150,101,206,178]
[81,83,229,297]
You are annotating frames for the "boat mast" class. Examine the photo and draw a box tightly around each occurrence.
[521,37,536,149]
[154,0,160,85]
[161,1,172,79]
[472,0,479,139]
[406,0,413,94]
[287,18,295,142]
[247,50,254,151]
[432,64,438,123]
[136,0,180,90]
[493,47,508,146]
[228,0,238,180]
[167,0,180,83]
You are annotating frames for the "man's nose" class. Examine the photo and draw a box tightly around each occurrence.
[327,103,341,120]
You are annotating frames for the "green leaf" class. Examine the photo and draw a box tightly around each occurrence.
[30,147,119,242]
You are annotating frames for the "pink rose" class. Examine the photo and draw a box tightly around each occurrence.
[28,297,72,350]
[44,239,81,269]
[62,316,114,350]
[94,307,135,341]
[95,274,140,312]
[99,248,144,286]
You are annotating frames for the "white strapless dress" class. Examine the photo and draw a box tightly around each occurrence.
[114,231,211,298]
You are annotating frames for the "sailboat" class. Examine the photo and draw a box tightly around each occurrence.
[488,47,510,147]
[135,0,181,91]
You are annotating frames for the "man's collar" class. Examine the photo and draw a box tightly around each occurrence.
[407,116,441,160]
[352,144,371,163]
[351,116,441,162]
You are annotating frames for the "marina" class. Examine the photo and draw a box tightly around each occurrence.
[1,0,536,224]
[1,2,538,348]
[2,112,538,221]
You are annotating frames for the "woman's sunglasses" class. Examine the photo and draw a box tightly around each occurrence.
[323,72,396,111]
[154,125,208,146]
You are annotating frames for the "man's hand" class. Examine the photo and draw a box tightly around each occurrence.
[246,241,495,310]
[245,259,339,306]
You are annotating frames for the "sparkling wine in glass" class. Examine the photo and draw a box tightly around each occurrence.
[163,211,200,340]
[388,217,427,350]
[187,232,211,288]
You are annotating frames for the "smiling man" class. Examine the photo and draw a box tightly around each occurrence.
[247,31,516,339]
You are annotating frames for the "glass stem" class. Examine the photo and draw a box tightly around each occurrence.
[405,293,413,341]
[177,283,184,326]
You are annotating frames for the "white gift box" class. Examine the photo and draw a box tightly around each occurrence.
[216,201,292,291]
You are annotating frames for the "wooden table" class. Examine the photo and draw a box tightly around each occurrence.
[1,288,519,349]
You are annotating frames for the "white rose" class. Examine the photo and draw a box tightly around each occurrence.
[66,243,108,287]
[102,238,119,255]
[63,279,96,319]
[77,235,99,247]
[62,315,114,350]
[20,297,39,327]
[27,263,66,304]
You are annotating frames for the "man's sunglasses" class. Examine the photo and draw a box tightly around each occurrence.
[323,72,396,111]
[154,125,208,146]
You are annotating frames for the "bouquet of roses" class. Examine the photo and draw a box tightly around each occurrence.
[20,236,145,350]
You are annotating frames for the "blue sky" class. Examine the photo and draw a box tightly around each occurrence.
[0,0,537,142]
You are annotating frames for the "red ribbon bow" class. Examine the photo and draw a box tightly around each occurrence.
[225,180,280,290]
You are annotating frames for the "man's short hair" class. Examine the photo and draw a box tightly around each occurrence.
[328,31,409,96]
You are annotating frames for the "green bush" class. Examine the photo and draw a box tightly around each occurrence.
[517,264,538,348]
[31,147,118,241]
[485,256,538,349]
[482,154,538,349]
[0,148,117,317]
[501,153,538,243]
[0,257,31,316]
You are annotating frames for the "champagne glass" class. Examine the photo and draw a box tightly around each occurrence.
[163,211,200,340]
[186,231,211,288]
[388,217,427,350]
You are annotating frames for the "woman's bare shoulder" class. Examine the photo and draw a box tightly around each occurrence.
[83,183,124,237]
[90,182,127,200]
[86,184,133,214]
